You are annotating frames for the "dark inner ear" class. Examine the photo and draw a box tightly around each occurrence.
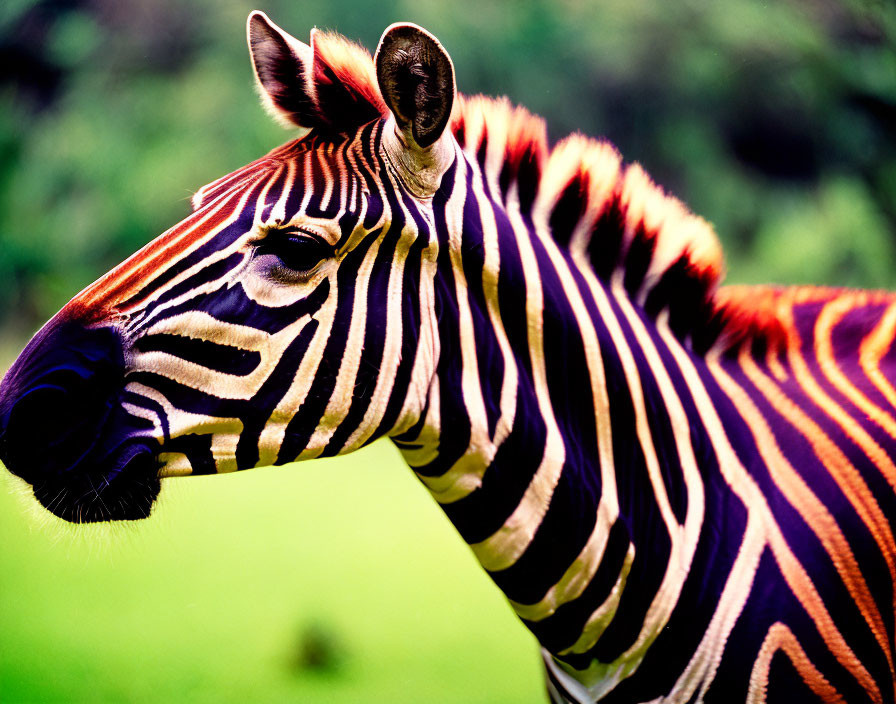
[376,25,455,149]
[248,13,315,126]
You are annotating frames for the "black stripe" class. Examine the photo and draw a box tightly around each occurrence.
[134,333,260,376]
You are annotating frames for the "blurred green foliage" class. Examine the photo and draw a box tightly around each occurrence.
[1,0,894,338]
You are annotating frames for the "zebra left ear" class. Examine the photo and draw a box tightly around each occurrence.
[375,24,456,196]
[248,13,384,135]
[247,11,316,131]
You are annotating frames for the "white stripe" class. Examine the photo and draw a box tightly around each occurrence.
[416,154,498,501]
[469,178,566,571]
[299,224,388,456]
[340,167,423,453]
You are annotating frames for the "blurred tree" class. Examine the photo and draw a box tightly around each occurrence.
[0,0,893,339]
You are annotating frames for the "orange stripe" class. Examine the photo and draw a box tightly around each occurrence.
[749,622,845,703]
[673,322,880,700]
[721,347,894,687]
[860,301,896,413]
[777,300,896,605]
[766,337,788,383]
[767,528,882,702]
[815,295,896,462]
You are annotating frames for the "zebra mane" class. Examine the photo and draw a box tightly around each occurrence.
[449,95,735,353]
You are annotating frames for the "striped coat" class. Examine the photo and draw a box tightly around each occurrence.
[0,12,893,703]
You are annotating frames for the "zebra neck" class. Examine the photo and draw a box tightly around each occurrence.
[391,147,724,689]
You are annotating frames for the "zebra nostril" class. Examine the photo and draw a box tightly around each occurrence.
[0,380,100,481]
[4,384,63,459]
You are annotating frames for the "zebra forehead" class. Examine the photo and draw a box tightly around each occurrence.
[191,138,332,212]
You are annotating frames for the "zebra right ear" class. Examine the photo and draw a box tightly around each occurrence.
[247,11,316,131]
[375,24,455,149]
[375,24,456,196]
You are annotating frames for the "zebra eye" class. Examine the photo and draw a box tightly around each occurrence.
[256,229,334,278]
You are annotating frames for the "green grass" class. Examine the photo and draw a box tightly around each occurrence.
[0,441,545,703]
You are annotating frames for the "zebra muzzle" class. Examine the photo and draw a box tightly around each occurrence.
[0,317,161,523]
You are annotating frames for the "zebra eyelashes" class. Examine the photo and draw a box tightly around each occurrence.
[253,226,336,281]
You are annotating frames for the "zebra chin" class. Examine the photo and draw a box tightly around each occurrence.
[0,317,161,523]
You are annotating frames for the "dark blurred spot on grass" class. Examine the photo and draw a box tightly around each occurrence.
[291,621,350,675]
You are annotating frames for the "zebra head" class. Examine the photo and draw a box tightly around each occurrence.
[0,13,457,523]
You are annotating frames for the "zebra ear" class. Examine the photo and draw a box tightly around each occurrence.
[247,11,316,130]
[375,23,455,150]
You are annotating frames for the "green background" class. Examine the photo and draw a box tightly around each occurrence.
[0,0,894,701]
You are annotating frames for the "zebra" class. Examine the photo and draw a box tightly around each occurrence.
[0,11,893,703]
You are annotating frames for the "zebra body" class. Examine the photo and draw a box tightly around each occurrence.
[0,13,893,703]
